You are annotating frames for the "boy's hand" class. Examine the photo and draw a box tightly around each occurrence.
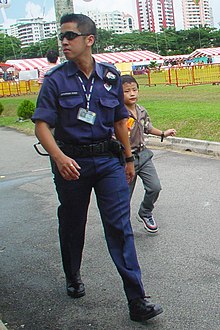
[165,129,176,137]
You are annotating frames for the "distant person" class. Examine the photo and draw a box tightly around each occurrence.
[207,56,213,64]
[122,74,176,233]
[32,13,163,322]
[38,50,59,85]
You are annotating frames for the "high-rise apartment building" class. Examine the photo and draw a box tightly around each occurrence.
[6,9,134,49]
[182,0,213,29]
[85,10,135,34]
[9,18,57,47]
[136,0,175,32]
[136,0,155,32]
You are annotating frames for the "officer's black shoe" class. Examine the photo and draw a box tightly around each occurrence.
[128,297,163,322]
[66,271,85,298]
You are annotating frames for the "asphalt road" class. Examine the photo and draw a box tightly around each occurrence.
[0,127,220,330]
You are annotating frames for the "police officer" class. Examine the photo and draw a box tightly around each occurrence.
[32,13,163,322]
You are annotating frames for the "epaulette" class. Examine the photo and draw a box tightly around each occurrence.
[45,62,66,76]
[100,62,119,85]
[100,62,119,74]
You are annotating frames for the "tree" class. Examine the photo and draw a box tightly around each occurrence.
[1,27,220,61]
[0,34,22,61]
[20,36,58,59]
[94,29,114,53]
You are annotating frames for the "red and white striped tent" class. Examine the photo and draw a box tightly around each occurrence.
[5,48,220,71]
[5,58,53,71]
[163,54,190,61]
[93,50,163,63]
[5,50,163,71]
[189,47,220,58]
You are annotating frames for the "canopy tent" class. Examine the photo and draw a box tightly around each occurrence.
[4,48,220,72]
[5,58,51,71]
[0,62,14,72]
[93,50,163,64]
[189,47,220,58]
[5,50,163,71]
[163,54,190,61]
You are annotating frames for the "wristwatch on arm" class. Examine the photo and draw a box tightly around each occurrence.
[125,156,135,163]
[161,131,165,142]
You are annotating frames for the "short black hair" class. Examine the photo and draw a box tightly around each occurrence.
[121,75,139,89]
[46,50,58,64]
[60,13,97,36]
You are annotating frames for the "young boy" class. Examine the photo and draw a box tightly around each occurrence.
[121,75,176,233]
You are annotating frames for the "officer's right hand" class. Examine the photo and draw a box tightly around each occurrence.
[125,162,135,184]
[56,155,81,181]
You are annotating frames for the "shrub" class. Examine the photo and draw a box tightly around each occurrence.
[0,102,4,115]
[17,100,35,120]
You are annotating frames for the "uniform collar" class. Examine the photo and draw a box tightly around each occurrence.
[136,104,146,113]
[94,61,104,79]
[66,58,104,79]
[66,61,78,76]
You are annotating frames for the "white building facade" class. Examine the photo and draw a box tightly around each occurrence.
[9,18,57,47]
[6,10,134,48]
[182,0,213,29]
[85,10,135,34]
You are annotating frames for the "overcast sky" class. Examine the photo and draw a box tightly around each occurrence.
[0,0,219,30]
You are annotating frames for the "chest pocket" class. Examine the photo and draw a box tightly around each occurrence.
[98,97,120,125]
[58,95,84,127]
[58,95,84,109]
[99,97,119,109]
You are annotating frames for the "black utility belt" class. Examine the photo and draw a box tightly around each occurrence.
[57,139,123,158]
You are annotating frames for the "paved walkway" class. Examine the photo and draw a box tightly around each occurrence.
[1,127,220,330]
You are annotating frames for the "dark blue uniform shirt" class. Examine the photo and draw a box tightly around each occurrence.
[32,60,128,145]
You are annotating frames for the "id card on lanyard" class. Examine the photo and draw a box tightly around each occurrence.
[77,75,96,125]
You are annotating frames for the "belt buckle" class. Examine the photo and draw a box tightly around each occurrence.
[89,142,101,154]
[93,144,99,154]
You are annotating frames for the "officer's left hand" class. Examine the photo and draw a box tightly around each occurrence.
[125,162,135,184]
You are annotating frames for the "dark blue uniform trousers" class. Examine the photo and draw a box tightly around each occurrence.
[54,155,145,301]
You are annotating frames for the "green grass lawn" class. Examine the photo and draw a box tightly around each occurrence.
[0,83,220,142]
[0,95,36,135]
[137,82,220,142]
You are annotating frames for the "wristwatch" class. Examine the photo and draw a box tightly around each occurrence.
[125,156,135,163]
[161,131,165,142]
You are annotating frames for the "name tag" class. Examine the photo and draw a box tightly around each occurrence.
[60,91,79,96]
[77,108,96,125]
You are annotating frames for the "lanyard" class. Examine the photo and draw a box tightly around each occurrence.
[77,75,95,111]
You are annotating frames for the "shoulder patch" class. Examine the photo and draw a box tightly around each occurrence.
[100,62,119,85]
[45,62,66,76]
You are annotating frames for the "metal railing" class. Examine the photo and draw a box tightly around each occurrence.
[0,80,40,97]
[121,63,220,88]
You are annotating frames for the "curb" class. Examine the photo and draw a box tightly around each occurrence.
[147,135,220,158]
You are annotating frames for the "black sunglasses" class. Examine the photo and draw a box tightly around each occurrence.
[59,31,90,41]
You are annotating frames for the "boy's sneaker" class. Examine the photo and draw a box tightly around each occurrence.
[129,297,163,322]
[137,214,158,233]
